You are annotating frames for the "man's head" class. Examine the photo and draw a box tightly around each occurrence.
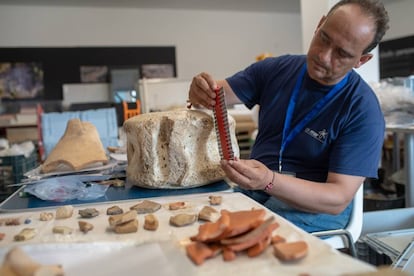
[306,0,390,85]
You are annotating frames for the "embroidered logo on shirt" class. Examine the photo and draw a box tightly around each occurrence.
[305,128,328,143]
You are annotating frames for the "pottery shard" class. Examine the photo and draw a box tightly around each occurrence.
[78,221,94,233]
[143,214,159,231]
[108,210,136,227]
[198,206,219,222]
[39,212,54,221]
[123,109,239,188]
[78,208,99,218]
[185,242,217,266]
[209,195,222,205]
[41,118,108,173]
[107,205,123,215]
[169,213,197,227]
[52,226,73,235]
[14,228,37,241]
[130,200,161,214]
[114,219,138,234]
[273,241,308,262]
[55,205,74,219]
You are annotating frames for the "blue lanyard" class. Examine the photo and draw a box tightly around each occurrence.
[278,63,349,173]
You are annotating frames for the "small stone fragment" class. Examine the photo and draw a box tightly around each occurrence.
[78,208,99,218]
[107,205,123,215]
[39,212,54,221]
[3,218,20,226]
[169,213,197,227]
[143,214,159,231]
[114,219,138,234]
[169,201,186,210]
[198,206,220,222]
[209,195,222,205]
[56,205,74,219]
[52,226,73,235]
[78,221,94,233]
[108,210,136,227]
[130,200,161,214]
[14,228,37,241]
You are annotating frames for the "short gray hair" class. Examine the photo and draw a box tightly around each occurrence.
[327,0,390,54]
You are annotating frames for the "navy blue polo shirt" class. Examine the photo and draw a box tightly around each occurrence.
[226,55,385,232]
[227,54,384,181]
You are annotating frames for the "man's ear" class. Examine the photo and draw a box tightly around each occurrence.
[354,53,373,68]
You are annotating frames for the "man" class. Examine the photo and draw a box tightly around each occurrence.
[187,0,390,232]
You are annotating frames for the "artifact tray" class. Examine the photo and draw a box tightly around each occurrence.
[0,192,375,276]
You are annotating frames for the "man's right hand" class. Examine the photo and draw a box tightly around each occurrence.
[188,72,219,109]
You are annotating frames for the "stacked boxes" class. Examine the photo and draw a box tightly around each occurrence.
[0,150,37,201]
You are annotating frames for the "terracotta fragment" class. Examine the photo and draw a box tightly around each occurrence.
[186,208,282,264]
[273,241,308,262]
[185,242,216,265]
[217,209,266,239]
[221,217,277,245]
[247,234,272,257]
[191,211,230,242]
[223,218,279,252]
[271,234,286,244]
[206,243,223,257]
[222,247,237,262]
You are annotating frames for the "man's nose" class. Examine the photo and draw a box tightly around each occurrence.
[318,47,333,65]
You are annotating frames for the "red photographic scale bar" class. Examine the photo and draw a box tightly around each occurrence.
[213,87,234,160]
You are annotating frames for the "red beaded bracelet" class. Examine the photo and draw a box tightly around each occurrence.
[264,171,275,192]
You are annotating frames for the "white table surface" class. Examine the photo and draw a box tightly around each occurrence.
[0,192,376,276]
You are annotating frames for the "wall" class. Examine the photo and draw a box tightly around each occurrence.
[0,2,412,99]
[382,0,414,41]
[0,4,302,84]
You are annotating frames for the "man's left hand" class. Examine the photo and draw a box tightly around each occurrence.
[220,158,272,190]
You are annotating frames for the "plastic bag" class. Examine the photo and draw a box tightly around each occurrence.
[24,175,110,202]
